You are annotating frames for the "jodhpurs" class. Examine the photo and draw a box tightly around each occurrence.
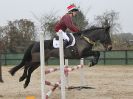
[56,30,70,42]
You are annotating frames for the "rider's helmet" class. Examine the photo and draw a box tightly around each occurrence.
[67,4,79,13]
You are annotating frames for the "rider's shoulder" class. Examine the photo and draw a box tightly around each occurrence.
[62,14,70,19]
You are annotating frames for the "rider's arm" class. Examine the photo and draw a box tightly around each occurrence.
[63,15,80,33]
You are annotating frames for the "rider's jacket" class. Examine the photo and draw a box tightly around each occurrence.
[54,14,80,32]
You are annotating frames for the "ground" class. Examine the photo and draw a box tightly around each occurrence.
[0,65,133,99]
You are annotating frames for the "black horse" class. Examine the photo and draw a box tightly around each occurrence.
[9,26,112,88]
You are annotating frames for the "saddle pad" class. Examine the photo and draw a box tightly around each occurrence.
[53,33,75,48]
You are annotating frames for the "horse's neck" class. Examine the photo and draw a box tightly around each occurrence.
[83,32,98,42]
[83,29,104,42]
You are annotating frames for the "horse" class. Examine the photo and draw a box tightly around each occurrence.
[0,41,4,83]
[9,26,112,88]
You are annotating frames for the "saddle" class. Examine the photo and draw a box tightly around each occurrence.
[53,33,75,48]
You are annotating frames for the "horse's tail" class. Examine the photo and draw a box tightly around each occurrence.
[9,43,34,76]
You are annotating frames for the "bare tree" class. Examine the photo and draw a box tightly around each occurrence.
[3,19,36,53]
[72,10,88,30]
[40,13,58,39]
[95,10,121,33]
[94,10,125,50]
[113,33,133,50]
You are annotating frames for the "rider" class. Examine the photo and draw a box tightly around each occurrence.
[54,4,80,47]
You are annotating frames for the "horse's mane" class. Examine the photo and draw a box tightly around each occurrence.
[83,26,105,33]
[74,26,106,36]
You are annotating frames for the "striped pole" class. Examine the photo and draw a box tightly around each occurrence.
[40,32,45,99]
[64,65,83,72]
[59,30,66,99]
[44,65,84,99]
[46,81,61,99]
[65,59,69,87]
[45,67,60,75]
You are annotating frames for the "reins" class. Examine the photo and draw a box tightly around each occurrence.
[81,35,96,46]
[79,27,107,46]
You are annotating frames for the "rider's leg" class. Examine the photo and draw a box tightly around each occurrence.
[56,30,70,47]
[62,32,70,47]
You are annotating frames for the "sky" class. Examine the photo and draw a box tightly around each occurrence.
[0,0,133,33]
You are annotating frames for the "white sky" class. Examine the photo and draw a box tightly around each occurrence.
[0,0,133,33]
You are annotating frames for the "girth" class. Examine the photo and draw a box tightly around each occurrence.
[69,45,79,57]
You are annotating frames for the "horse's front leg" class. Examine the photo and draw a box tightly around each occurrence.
[89,51,100,67]
[82,50,100,66]
[19,63,29,82]
[24,62,40,88]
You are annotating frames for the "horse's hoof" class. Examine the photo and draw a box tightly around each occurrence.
[89,62,95,67]
[0,95,3,97]
[8,70,15,76]
[23,84,28,88]
[89,64,93,67]
[19,77,25,82]
[0,79,4,83]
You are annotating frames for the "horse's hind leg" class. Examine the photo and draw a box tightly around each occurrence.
[24,62,40,88]
[19,62,30,82]
[9,43,33,76]
[9,61,25,76]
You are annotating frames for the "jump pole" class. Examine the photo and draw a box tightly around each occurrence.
[59,30,66,99]
[65,59,69,88]
[64,58,86,89]
[79,58,86,86]
[40,32,46,99]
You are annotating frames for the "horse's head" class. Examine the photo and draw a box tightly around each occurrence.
[99,26,112,51]
[82,26,112,51]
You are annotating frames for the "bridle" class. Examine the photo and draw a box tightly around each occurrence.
[81,35,96,46]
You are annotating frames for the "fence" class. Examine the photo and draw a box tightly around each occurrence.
[0,50,133,65]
